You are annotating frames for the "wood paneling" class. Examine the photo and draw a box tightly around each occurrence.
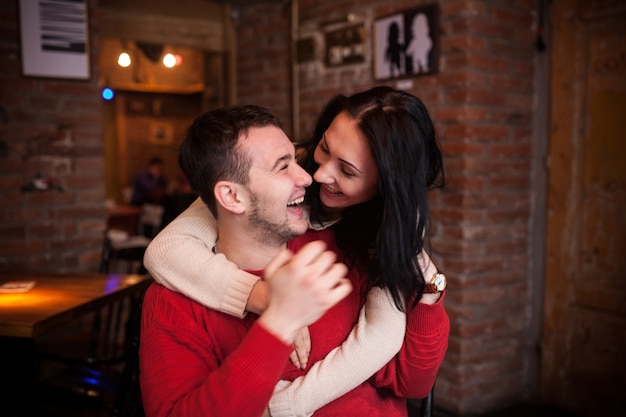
[98,0,226,50]
[542,1,626,415]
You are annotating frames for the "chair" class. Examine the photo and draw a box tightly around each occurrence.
[138,203,164,238]
[101,204,162,274]
[33,287,147,416]
[110,290,145,417]
[407,386,435,417]
[421,388,434,417]
[159,192,197,230]
[100,231,151,274]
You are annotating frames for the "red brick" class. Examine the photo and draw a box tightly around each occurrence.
[441,0,488,17]
[489,175,530,190]
[445,175,486,190]
[489,143,531,157]
[444,124,509,140]
[0,240,46,255]
[491,6,534,29]
[434,106,487,122]
[441,140,486,155]
[0,225,26,240]
[443,34,488,53]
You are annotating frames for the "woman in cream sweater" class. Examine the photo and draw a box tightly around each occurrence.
[143,87,449,416]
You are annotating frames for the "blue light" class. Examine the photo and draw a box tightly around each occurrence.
[102,88,114,100]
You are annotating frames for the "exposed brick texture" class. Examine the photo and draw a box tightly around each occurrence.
[0,0,105,272]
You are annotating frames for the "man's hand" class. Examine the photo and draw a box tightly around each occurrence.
[258,241,351,345]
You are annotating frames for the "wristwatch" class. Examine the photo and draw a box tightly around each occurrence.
[424,272,447,294]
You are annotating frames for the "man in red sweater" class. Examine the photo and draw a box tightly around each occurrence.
[140,105,448,417]
[140,105,352,417]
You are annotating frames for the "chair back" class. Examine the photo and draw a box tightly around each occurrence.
[407,386,434,417]
[421,388,434,417]
[34,284,148,416]
[110,291,145,417]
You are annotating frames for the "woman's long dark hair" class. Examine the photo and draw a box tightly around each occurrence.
[299,86,445,311]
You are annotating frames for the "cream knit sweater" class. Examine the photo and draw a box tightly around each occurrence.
[143,197,439,416]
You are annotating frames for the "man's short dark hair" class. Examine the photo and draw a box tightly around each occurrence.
[178,105,282,216]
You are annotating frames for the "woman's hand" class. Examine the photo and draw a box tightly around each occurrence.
[290,327,312,369]
[246,280,270,315]
[419,292,442,305]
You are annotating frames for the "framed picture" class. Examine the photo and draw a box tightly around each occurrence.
[19,0,90,79]
[373,5,439,81]
[149,122,174,146]
[325,23,366,67]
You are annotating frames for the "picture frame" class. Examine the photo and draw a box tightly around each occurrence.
[325,23,366,67]
[19,0,91,80]
[149,122,174,146]
[373,4,439,81]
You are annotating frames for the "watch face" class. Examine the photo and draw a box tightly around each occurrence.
[434,273,446,291]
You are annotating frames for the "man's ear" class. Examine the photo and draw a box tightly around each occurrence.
[214,181,246,214]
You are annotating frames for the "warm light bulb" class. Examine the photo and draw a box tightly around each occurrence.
[162,53,176,68]
[118,52,131,67]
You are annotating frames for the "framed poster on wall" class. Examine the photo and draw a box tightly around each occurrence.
[373,4,439,81]
[19,0,90,79]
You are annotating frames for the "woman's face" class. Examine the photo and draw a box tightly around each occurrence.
[313,111,379,211]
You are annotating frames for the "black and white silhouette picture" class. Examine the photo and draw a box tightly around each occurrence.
[374,5,439,80]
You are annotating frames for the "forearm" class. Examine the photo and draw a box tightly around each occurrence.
[267,250,446,415]
[373,292,450,399]
[268,287,406,417]
[144,198,259,318]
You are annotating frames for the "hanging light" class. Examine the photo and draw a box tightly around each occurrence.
[162,53,182,68]
[117,52,131,67]
[162,53,176,68]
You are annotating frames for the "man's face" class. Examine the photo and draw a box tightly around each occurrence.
[148,163,162,178]
[239,125,312,246]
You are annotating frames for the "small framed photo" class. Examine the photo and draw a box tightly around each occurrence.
[149,122,174,146]
[18,0,90,80]
[325,23,366,67]
[373,4,440,81]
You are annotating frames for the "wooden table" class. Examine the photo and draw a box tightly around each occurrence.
[0,272,153,415]
[0,272,152,339]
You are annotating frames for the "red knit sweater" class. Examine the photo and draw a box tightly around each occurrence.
[140,229,449,417]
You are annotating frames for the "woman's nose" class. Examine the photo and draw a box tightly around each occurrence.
[313,163,331,184]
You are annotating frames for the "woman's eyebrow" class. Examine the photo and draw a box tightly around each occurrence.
[325,134,363,174]
[339,157,362,173]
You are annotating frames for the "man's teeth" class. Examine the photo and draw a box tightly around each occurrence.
[288,196,305,206]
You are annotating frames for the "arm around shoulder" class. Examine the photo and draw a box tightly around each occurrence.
[143,197,260,318]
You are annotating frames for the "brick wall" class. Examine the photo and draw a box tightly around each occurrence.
[0,0,105,272]
[237,2,294,135]
[238,0,537,414]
